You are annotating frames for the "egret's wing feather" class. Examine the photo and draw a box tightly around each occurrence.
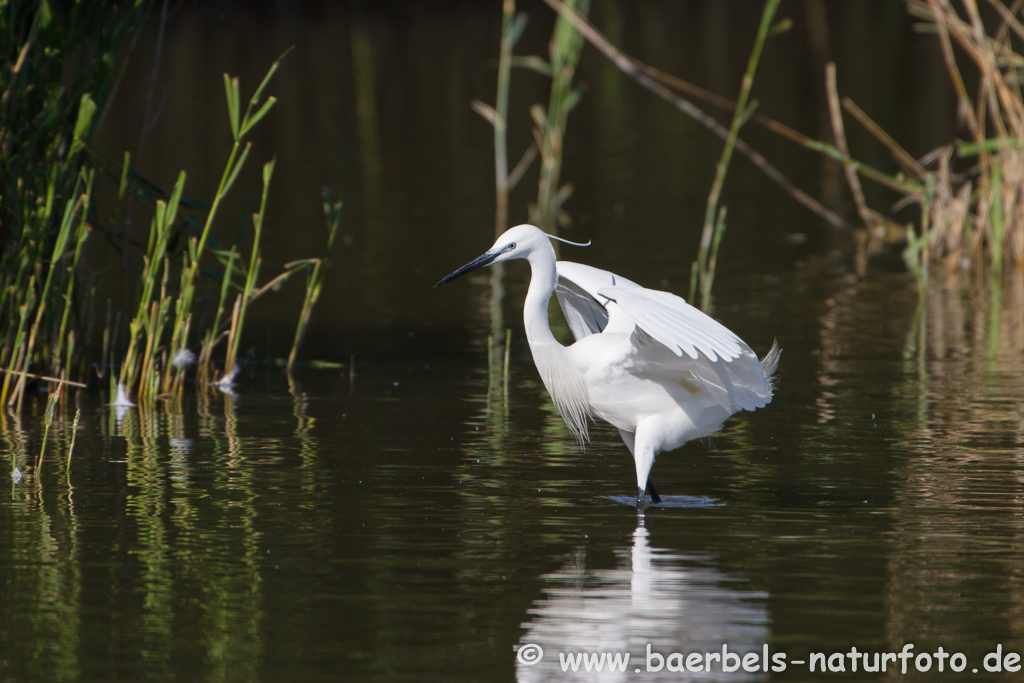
[554,276,607,340]
[554,261,641,340]
[599,285,745,362]
[556,261,643,291]
[701,347,774,410]
[760,338,782,385]
[557,261,776,411]
[629,328,774,412]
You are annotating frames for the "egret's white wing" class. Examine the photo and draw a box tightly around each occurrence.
[556,261,775,411]
[556,261,643,292]
[554,261,640,340]
[557,261,745,362]
[598,285,745,362]
[631,328,773,411]
[684,345,773,411]
[554,276,606,340]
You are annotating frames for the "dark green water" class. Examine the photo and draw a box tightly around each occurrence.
[4,2,1024,681]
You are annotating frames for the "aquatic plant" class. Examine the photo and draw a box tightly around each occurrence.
[471,0,530,237]
[473,0,782,340]
[472,0,587,236]
[542,0,1024,295]
[473,0,588,419]
[691,0,780,310]
[528,0,590,233]
[900,0,1024,278]
[287,188,343,372]
[792,0,1024,285]
[116,55,337,404]
[1,3,339,410]
[0,1,149,407]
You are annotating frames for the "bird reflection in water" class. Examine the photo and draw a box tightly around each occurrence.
[516,524,769,682]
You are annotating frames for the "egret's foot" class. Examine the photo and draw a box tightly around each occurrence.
[646,479,662,505]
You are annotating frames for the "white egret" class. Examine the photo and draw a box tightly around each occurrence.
[436,225,779,511]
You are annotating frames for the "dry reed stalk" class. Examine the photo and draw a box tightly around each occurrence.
[825,63,879,232]
[540,0,850,232]
[470,0,529,236]
[793,0,1024,277]
[529,0,589,232]
[906,0,1024,271]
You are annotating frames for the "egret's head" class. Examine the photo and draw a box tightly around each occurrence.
[434,224,588,287]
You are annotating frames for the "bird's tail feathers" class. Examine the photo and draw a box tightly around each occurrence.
[760,339,782,389]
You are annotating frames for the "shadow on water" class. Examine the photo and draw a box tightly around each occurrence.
[604,495,722,508]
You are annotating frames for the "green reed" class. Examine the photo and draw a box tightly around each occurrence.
[186,61,282,387]
[3,5,338,412]
[66,406,81,473]
[118,171,185,402]
[36,381,61,473]
[471,0,530,236]
[529,0,589,233]
[690,0,780,310]
[3,171,93,409]
[287,188,342,372]
[224,160,275,377]
[474,0,588,241]
[1,1,148,407]
[119,55,314,402]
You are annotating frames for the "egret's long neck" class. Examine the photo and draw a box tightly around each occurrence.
[523,247,560,348]
[521,241,590,444]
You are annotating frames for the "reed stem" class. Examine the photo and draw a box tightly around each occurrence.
[288,187,342,372]
[693,0,780,310]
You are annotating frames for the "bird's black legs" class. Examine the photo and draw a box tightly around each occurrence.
[646,478,662,505]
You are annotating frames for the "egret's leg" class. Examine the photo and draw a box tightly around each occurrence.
[622,428,651,510]
[632,444,656,505]
[646,479,662,505]
[631,418,667,511]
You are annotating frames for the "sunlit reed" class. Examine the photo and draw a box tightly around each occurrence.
[691,0,780,310]
[2,13,337,412]
[471,0,531,237]
[529,0,589,233]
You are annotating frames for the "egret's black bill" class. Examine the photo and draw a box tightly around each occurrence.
[434,250,499,287]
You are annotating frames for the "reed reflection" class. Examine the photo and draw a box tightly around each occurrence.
[0,390,292,682]
[2,403,82,683]
[808,267,1024,648]
[887,270,1024,646]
